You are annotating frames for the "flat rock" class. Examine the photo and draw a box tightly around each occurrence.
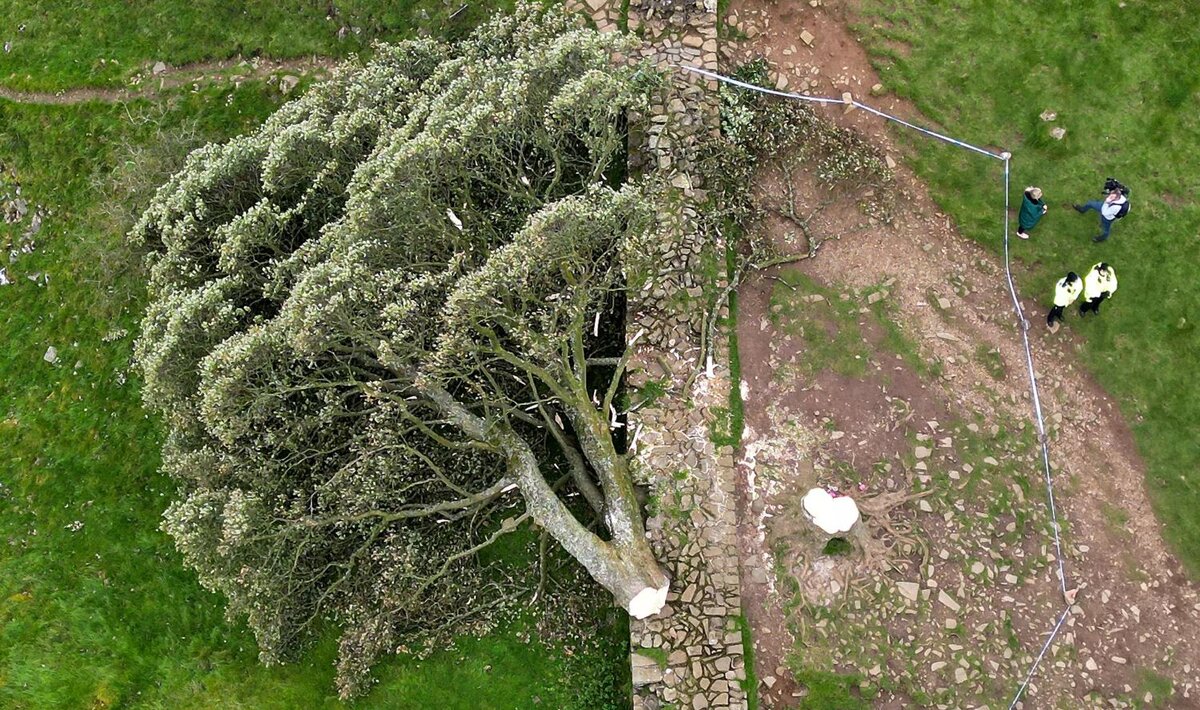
[152,61,167,75]
[631,660,663,686]
[938,590,961,612]
[43,345,58,364]
[1050,126,1067,140]
[896,581,920,602]
[800,29,815,46]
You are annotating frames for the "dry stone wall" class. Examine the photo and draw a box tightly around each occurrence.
[566,0,750,707]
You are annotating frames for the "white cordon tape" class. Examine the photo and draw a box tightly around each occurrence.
[675,65,1072,709]
[677,64,1006,160]
[1008,602,1073,708]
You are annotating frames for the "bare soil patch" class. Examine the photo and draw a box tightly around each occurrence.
[726,1,1200,707]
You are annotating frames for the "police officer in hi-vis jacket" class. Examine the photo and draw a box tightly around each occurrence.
[1047,271,1082,332]
[1079,262,1117,317]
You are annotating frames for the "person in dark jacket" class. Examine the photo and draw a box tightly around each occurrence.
[1017,186,1047,239]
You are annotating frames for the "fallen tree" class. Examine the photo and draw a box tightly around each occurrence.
[133,5,667,696]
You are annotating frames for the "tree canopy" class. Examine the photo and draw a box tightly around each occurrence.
[133,6,668,697]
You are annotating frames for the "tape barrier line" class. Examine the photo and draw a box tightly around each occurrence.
[676,64,1006,160]
[1008,603,1073,710]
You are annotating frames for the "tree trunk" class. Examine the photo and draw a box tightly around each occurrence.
[424,383,669,617]
[499,420,669,618]
[565,399,649,549]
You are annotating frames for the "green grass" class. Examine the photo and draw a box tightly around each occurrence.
[722,242,747,447]
[631,378,669,409]
[767,270,936,381]
[821,537,854,556]
[710,237,746,449]
[792,669,868,710]
[633,647,668,669]
[767,272,871,378]
[0,73,626,710]
[732,615,758,710]
[855,0,1200,574]
[973,343,1007,381]
[1132,668,1174,708]
[0,0,512,92]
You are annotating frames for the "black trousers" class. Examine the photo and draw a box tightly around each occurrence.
[1047,305,1066,325]
[1079,293,1109,316]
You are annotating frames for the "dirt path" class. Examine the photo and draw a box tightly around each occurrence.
[726,1,1200,707]
[0,56,338,105]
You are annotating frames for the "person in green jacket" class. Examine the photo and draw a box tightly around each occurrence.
[1079,262,1117,317]
[1017,186,1047,240]
[1047,271,1082,332]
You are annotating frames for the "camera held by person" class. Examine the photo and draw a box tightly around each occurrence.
[1102,177,1130,196]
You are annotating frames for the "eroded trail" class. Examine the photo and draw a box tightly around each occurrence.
[0,56,337,105]
[727,1,1200,707]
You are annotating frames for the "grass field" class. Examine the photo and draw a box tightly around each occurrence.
[855,0,1200,573]
[0,0,511,92]
[0,4,629,707]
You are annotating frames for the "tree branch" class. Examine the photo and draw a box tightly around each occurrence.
[299,477,515,528]
[533,386,605,518]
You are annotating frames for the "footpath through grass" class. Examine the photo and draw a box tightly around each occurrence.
[0,0,511,92]
[855,0,1200,573]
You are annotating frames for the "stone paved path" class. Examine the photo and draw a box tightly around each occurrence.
[564,0,751,706]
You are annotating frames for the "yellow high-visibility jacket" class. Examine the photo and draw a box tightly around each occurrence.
[1083,263,1118,300]
[1053,276,1083,307]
